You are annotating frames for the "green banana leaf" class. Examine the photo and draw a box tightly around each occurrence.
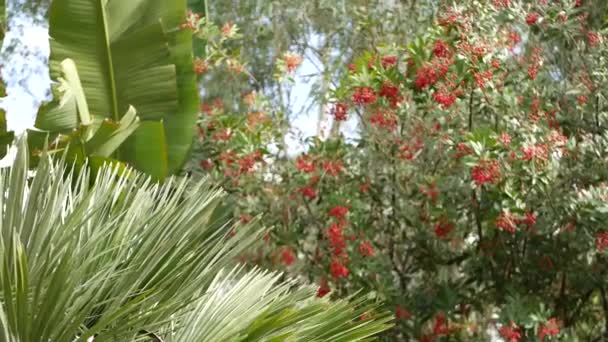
[29,58,141,177]
[36,0,199,179]
[0,111,13,159]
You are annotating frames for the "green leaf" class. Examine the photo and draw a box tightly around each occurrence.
[119,121,168,181]
[85,105,140,157]
[0,110,13,159]
[36,58,90,133]
[39,0,200,179]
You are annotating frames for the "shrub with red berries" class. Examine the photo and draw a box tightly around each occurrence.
[189,0,608,340]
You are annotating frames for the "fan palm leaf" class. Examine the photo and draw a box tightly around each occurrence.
[170,268,393,342]
[0,136,393,341]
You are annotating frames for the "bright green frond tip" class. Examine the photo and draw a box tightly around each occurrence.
[0,135,393,341]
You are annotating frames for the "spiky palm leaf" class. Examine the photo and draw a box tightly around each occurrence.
[0,136,393,341]
[170,268,393,342]
[0,134,262,341]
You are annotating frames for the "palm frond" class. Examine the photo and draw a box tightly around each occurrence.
[170,267,393,342]
[0,135,393,341]
[1,135,259,340]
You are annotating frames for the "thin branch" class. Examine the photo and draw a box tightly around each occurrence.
[601,287,608,338]
[556,272,567,320]
[473,190,483,252]
[595,93,600,134]
[468,88,474,131]
[565,288,594,327]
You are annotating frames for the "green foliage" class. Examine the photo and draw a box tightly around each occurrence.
[186,0,608,340]
[29,59,140,172]
[32,0,200,180]
[0,110,13,158]
[170,269,392,342]
[188,0,437,124]
[0,135,392,341]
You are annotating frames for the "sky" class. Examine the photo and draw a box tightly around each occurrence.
[0,5,50,166]
[1,8,49,131]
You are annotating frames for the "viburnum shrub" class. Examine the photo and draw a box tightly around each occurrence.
[189,1,608,340]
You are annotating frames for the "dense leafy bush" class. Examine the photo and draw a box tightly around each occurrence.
[189,1,608,340]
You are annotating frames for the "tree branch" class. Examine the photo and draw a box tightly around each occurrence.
[601,287,608,338]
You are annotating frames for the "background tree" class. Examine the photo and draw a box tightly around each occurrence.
[186,0,439,160]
